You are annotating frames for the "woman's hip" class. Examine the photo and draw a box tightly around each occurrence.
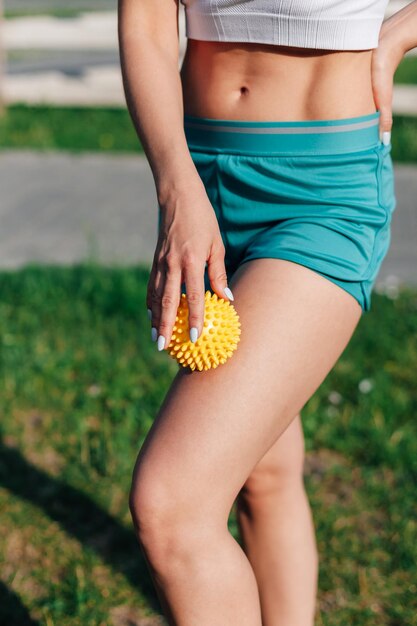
[180,110,397,311]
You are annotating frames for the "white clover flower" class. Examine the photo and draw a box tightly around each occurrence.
[325,406,339,418]
[358,378,373,394]
[328,390,343,405]
[87,384,101,397]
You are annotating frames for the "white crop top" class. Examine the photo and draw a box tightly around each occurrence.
[180,0,390,51]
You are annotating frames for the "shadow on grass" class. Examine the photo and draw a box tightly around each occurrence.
[0,439,161,613]
[0,580,40,626]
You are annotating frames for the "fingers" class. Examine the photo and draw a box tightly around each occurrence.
[377,77,393,144]
[149,252,182,351]
[156,267,182,351]
[181,251,207,344]
[206,238,234,302]
[146,253,160,343]
[379,105,393,146]
[147,238,234,352]
[371,44,394,145]
[370,51,393,145]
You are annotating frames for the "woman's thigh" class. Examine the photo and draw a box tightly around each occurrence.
[132,258,362,523]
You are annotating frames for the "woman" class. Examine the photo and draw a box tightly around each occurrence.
[118,1,416,624]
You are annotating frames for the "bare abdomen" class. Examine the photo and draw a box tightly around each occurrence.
[180,39,377,121]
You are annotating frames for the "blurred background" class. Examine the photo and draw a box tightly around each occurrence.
[0,1,416,625]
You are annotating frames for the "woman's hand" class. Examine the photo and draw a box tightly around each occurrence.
[371,26,407,145]
[147,178,234,351]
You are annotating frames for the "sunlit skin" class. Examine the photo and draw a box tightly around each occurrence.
[180,40,378,122]
[118,1,417,624]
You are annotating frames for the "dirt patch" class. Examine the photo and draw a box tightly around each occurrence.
[304,449,351,478]
[110,605,167,626]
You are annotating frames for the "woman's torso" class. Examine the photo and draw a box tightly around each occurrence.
[180,39,378,121]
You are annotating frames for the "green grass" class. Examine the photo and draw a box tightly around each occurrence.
[0,264,416,625]
[4,1,113,19]
[5,9,85,19]
[0,105,144,154]
[394,55,417,85]
[1,104,417,162]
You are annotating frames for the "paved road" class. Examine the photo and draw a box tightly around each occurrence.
[0,151,415,290]
[0,151,158,268]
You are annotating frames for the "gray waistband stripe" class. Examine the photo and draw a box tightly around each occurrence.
[184,118,379,134]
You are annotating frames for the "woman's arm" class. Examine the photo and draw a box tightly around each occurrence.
[118,0,198,202]
[371,0,417,142]
[118,0,232,351]
[380,0,417,57]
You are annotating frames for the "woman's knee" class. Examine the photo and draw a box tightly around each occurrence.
[129,465,181,542]
[129,470,163,542]
[129,459,218,571]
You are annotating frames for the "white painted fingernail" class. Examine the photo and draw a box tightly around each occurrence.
[382,131,391,146]
[151,327,157,342]
[223,286,234,301]
[157,335,165,351]
[190,327,198,343]
[147,308,152,321]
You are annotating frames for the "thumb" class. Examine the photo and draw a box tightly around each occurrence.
[206,240,234,302]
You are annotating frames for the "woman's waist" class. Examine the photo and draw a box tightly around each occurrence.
[180,40,377,121]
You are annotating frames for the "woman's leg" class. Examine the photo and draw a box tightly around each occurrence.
[236,413,318,626]
[130,258,362,626]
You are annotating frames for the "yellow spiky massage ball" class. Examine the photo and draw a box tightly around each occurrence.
[167,290,241,371]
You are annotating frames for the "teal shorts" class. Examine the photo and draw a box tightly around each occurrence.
[168,110,397,313]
